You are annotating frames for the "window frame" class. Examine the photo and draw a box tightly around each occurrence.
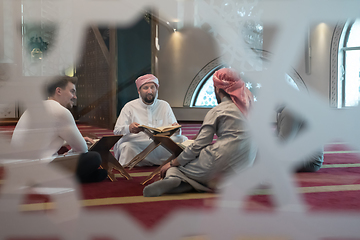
[339,19,360,107]
[190,65,224,108]
[331,19,360,108]
[185,50,307,108]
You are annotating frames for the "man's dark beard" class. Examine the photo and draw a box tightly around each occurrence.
[143,94,155,104]
[66,100,75,109]
[215,91,222,104]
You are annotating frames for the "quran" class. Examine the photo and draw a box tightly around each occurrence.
[51,135,123,173]
[178,139,194,149]
[138,124,181,133]
[89,135,122,152]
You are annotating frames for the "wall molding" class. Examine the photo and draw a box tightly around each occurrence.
[330,21,346,108]
[183,57,224,107]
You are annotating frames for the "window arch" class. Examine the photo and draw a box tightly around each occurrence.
[191,71,303,108]
[185,51,307,108]
[335,19,360,108]
[192,65,223,108]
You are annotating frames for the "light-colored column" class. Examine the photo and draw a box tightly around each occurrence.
[0,0,4,60]
[151,9,159,76]
[109,26,117,127]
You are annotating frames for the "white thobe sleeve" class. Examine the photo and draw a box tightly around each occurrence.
[58,109,88,153]
[166,104,177,124]
[164,102,182,135]
[114,105,131,135]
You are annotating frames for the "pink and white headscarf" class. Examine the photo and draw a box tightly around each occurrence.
[213,68,253,116]
[135,74,159,91]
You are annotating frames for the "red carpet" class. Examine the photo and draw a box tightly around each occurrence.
[323,153,360,164]
[2,122,360,229]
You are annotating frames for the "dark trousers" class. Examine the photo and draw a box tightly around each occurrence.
[76,151,108,183]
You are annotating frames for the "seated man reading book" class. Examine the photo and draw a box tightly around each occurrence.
[113,74,188,166]
[11,76,108,183]
[143,68,257,197]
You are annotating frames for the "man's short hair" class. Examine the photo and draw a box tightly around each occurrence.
[46,76,78,97]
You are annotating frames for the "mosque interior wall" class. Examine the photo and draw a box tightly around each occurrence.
[157,21,335,121]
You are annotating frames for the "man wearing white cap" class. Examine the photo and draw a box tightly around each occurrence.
[113,74,187,166]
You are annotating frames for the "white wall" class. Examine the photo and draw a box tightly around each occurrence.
[263,22,335,101]
[158,21,336,121]
[157,26,220,107]
[157,25,219,120]
[298,23,335,101]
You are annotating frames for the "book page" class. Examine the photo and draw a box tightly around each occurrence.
[180,139,194,147]
[178,139,194,149]
[139,124,181,132]
[157,125,181,132]
[138,125,160,132]
[87,138,100,149]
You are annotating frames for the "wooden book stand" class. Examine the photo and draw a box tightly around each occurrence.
[140,135,184,185]
[125,128,179,169]
[89,135,131,181]
[50,135,131,181]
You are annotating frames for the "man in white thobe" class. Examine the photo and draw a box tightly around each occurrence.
[113,74,187,166]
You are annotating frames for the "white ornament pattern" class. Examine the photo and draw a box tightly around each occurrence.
[0,1,360,240]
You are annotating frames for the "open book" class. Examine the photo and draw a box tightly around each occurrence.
[138,124,181,133]
[178,139,194,149]
[86,138,99,149]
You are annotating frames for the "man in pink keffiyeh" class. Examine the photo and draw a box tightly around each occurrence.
[144,68,257,197]
[212,68,253,116]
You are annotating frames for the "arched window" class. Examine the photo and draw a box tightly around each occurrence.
[184,52,307,108]
[191,71,301,108]
[191,66,223,108]
[337,19,360,107]
[193,74,218,107]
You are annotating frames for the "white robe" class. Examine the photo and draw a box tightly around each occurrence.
[113,97,187,166]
